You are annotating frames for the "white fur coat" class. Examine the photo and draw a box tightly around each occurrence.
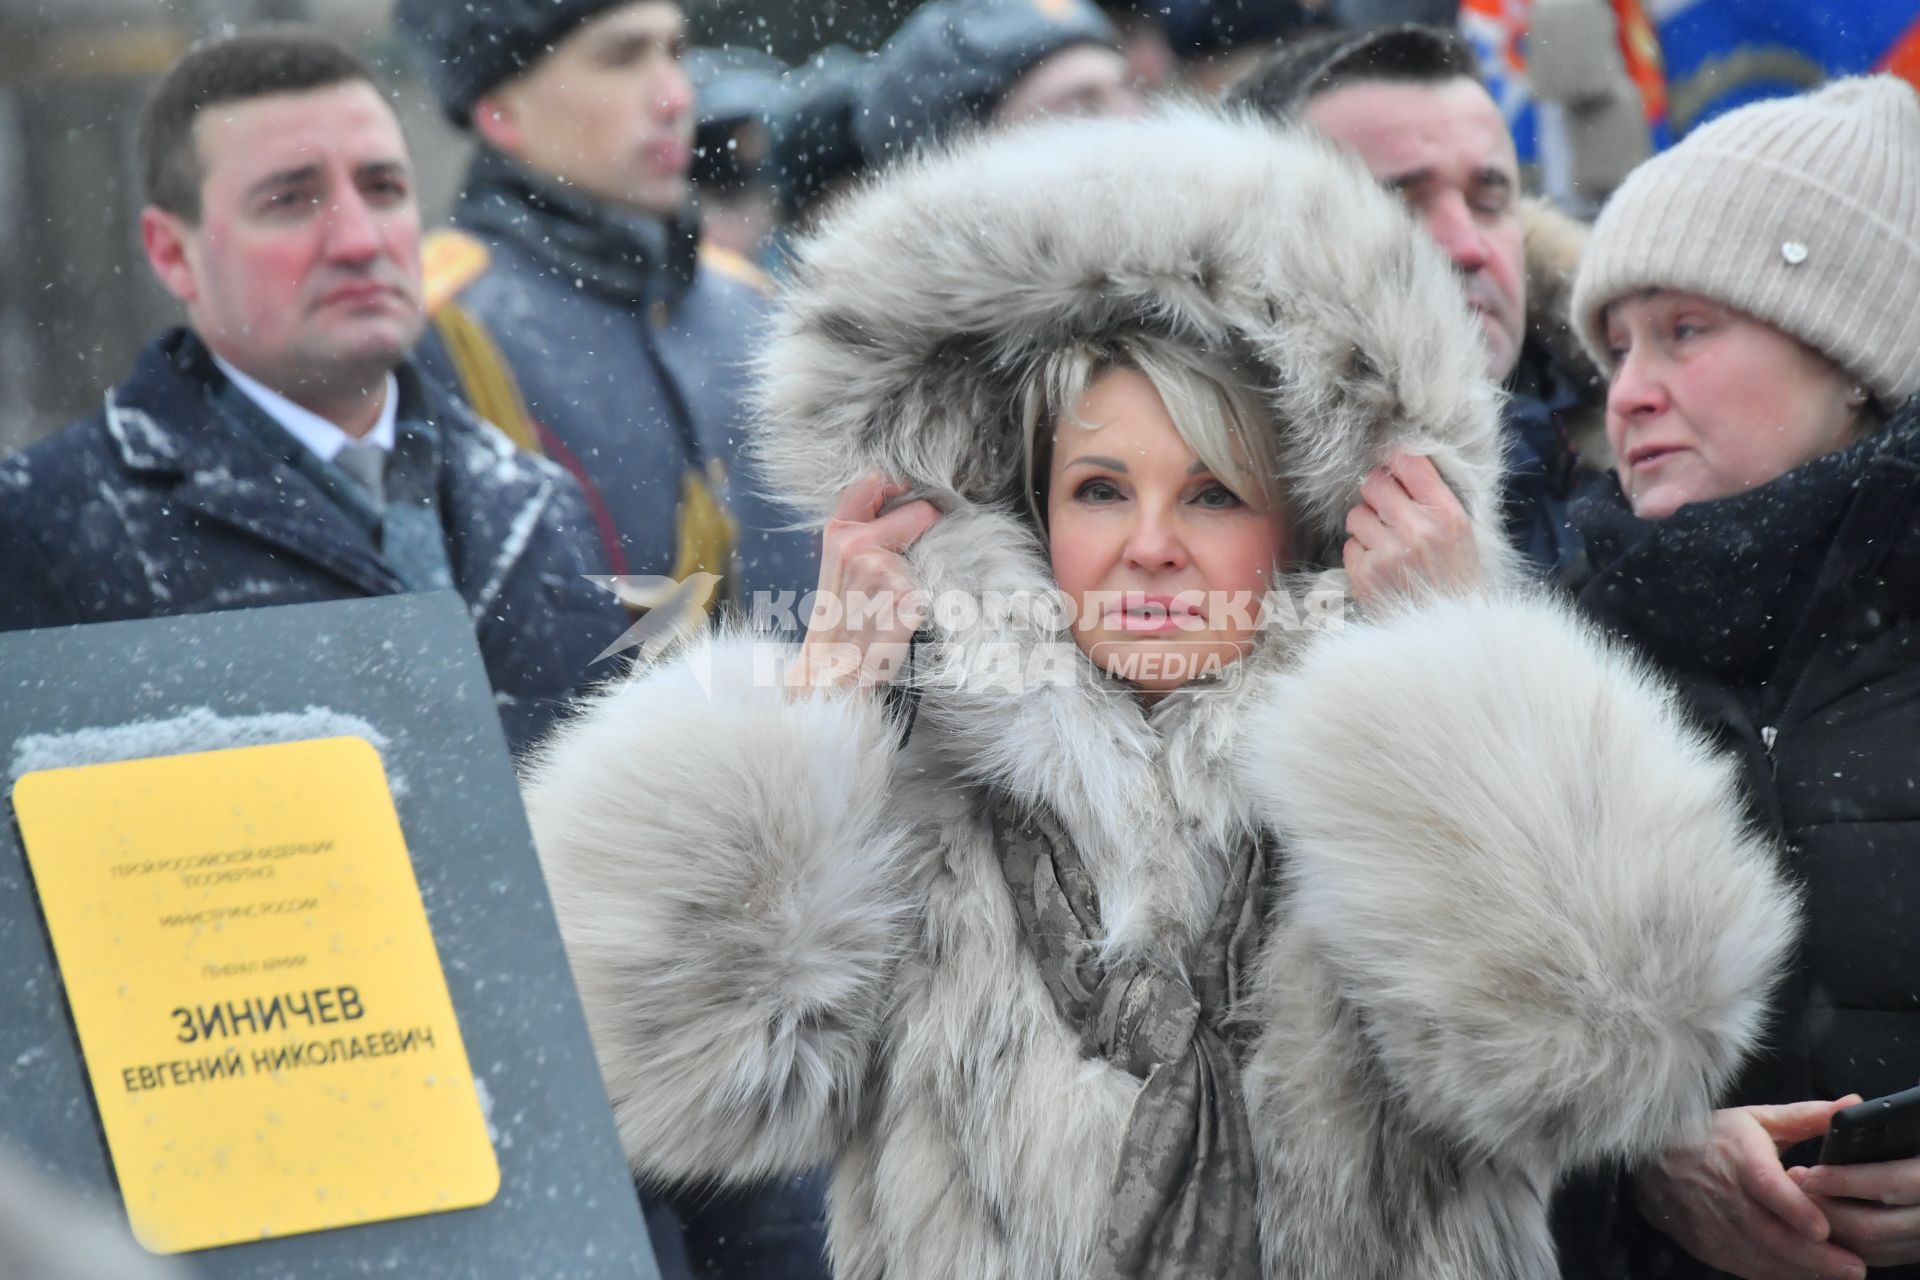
[523,111,1795,1278]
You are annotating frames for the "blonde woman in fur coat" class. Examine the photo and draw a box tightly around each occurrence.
[522,109,1796,1280]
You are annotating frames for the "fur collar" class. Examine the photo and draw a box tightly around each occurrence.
[1520,197,1599,394]
[903,504,1295,965]
[1519,198,1609,466]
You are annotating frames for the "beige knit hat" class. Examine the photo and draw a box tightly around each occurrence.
[1572,75,1920,408]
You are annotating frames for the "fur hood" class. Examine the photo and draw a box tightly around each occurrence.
[753,106,1517,579]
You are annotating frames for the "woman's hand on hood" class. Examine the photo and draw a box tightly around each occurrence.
[786,473,940,698]
[1342,452,1484,608]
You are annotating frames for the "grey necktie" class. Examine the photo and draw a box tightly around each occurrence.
[333,435,453,593]
[333,440,387,508]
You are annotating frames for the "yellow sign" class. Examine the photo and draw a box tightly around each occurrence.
[12,737,499,1254]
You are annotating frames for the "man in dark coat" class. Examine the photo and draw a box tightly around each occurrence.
[0,28,625,758]
[1227,24,1605,582]
[393,0,816,632]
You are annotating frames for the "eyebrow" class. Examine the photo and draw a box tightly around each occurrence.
[1384,165,1514,193]
[244,163,321,199]
[598,33,660,55]
[592,25,684,58]
[1061,456,1216,477]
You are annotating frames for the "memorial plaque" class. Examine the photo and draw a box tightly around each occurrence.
[16,737,500,1252]
[0,594,657,1279]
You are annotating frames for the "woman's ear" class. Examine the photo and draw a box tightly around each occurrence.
[1851,393,1889,438]
[1839,374,1888,438]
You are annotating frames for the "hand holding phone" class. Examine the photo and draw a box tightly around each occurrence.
[1820,1084,1920,1166]
[1793,1089,1920,1269]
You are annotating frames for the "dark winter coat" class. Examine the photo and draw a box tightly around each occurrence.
[0,328,625,757]
[1502,333,1602,581]
[418,147,818,619]
[1572,397,1920,1279]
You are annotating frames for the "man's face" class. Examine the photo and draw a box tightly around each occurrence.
[1306,77,1527,383]
[143,81,424,396]
[476,1,695,217]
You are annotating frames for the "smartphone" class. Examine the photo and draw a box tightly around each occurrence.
[1821,1083,1920,1165]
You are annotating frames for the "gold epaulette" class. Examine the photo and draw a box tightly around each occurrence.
[428,301,543,458]
[422,228,493,316]
[697,241,774,296]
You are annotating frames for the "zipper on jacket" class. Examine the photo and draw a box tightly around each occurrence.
[1755,457,1914,781]
[1756,604,1833,779]
[1761,665,1816,780]
[1759,724,1781,778]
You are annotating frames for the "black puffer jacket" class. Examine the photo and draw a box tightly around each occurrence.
[1570,398,1920,1279]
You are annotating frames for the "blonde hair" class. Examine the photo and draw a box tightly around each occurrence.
[1018,334,1282,527]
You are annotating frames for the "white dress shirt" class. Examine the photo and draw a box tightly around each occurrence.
[213,355,398,463]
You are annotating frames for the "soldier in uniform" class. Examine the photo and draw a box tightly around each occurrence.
[395,0,816,638]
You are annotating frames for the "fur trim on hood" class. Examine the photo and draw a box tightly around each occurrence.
[752,105,1518,578]
[1520,198,1611,468]
[1521,197,1598,390]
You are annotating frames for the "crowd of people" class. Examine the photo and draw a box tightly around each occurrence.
[1,0,1917,1277]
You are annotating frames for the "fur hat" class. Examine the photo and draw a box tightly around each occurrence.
[392,0,633,128]
[1573,76,1920,407]
[854,0,1121,165]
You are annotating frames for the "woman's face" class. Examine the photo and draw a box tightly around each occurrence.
[1046,367,1288,697]
[1603,290,1861,519]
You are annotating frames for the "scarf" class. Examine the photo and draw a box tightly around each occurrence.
[1570,431,1885,691]
[988,795,1269,1280]
[454,146,701,308]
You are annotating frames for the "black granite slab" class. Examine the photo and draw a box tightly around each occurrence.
[0,593,657,1279]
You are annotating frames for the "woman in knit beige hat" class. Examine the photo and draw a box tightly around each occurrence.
[1562,75,1920,1280]
[1571,74,1920,521]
